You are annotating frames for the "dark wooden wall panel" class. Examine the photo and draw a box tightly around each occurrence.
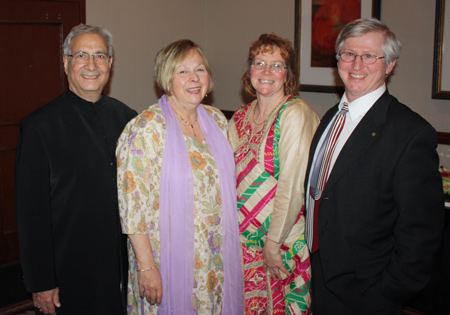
[0,0,85,265]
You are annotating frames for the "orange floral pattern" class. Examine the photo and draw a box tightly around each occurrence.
[123,171,136,193]
[207,270,219,292]
[137,217,148,233]
[189,150,207,170]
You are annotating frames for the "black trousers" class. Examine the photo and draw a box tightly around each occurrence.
[311,251,402,315]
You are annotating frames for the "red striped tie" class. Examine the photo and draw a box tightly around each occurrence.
[310,102,349,252]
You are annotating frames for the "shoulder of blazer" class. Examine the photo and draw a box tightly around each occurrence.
[305,102,340,192]
[321,103,340,125]
[368,90,434,133]
[312,103,339,144]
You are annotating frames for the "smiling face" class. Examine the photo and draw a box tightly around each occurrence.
[167,50,210,111]
[63,33,112,102]
[250,47,287,100]
[338,31,396,102]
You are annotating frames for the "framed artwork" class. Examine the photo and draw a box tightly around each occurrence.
[438,131,450,145]
[437,131,450,205]
[432,0,450,99]
[295,0,381,93]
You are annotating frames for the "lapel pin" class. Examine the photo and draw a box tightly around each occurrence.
[372,132,376,137]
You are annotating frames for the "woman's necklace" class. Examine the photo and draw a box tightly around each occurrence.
[252,109,266,126]
[250,96,288,135]
[175,112,198,137]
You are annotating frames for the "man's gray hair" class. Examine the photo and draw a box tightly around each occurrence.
[335,18,401,66]
[63,24,113,56]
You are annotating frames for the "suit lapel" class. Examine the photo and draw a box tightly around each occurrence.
[323,91,393,195]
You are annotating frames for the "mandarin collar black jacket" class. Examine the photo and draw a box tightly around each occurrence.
[15,90,137,314]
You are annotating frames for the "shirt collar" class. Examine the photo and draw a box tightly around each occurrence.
[339,84,386,120]
[66,89,106,113]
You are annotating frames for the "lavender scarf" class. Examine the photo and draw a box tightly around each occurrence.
[158,95,244,314]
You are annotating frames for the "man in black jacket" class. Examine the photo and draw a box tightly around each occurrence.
[305,18,444,314]
[15,24,137,315]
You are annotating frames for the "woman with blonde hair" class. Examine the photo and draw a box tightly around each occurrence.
[117,39,243,314]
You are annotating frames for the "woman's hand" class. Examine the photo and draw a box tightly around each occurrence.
[262,238,290,281]
[128,234,162,305]
[138,268,163,305]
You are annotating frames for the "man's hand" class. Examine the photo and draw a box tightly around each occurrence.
[33,287,61,314]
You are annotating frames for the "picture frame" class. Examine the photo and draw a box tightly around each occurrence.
[437,131,450,205]
[438,131,450,145]
[432,0,450,99]
[295,0,381,93]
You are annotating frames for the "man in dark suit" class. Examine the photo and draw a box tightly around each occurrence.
[15,25,136,314]
[305,18,444,314]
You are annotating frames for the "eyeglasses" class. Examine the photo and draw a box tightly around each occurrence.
[67,51,110,64]
[252,61,286,72]
[339,52,385,65]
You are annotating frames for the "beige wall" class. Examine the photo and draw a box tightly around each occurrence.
[87,0,207,111]
[87,0,450,132]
